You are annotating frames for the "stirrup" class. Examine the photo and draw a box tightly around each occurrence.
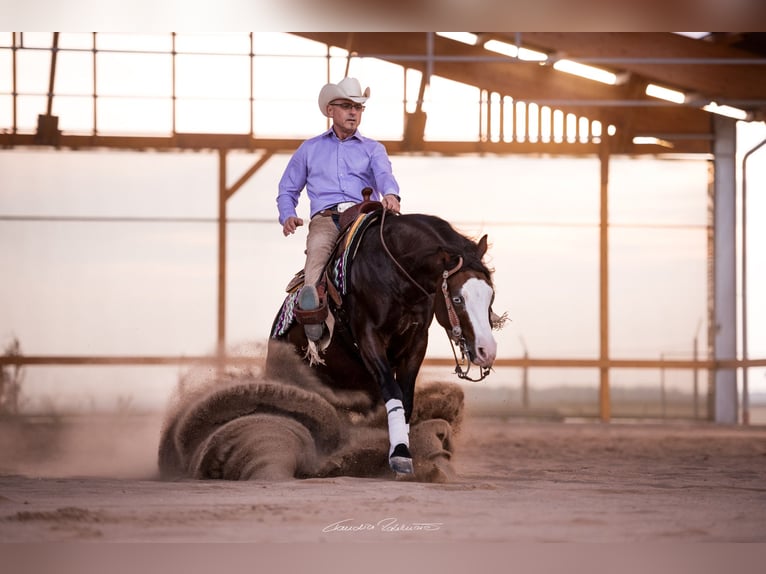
[297,285,325,342]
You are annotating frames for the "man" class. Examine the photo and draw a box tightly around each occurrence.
[277,77,401,341]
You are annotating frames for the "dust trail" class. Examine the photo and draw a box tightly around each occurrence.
[0,413,163,479]
[158,341,464,482]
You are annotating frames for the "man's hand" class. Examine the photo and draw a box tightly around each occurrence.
[381,194,400,214]
[282,216,304,236]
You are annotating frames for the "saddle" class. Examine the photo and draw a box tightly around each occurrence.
[338,187,381,232]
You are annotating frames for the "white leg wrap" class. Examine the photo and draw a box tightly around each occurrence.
[385,399,410,456]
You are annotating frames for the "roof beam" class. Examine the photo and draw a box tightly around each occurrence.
[0,132,711,155]
[511,33,766,105]
[292,32,714,141]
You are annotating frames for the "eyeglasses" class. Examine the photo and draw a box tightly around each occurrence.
[330,102,366,112]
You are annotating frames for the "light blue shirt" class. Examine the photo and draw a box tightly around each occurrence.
[277,128,400,225]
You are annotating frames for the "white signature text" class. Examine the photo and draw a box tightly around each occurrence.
[322,517,443,533]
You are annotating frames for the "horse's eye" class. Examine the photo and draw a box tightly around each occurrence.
[452,296,463,305]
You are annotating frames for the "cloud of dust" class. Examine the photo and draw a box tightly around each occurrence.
[158,341,465,483]
[0,412,164,479]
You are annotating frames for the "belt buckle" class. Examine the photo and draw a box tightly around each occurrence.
[336,202,355,213]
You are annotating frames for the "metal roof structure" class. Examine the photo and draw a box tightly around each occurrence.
[1,32,765,155]
[292,32,766,155]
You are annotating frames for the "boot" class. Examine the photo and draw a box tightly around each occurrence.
[298,284,325,342]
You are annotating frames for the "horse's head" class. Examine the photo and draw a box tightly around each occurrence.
[434,235,499,374]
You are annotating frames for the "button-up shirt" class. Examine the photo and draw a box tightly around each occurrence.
[277,128,400,225]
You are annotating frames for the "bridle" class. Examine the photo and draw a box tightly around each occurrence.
[439,256,492,382]
[379,208,492,382]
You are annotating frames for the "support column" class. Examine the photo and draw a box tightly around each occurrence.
[741,137,766,425]
[217,150,228,358]
[598,139,611,422]
[712,115,738,424]
[215,150,274,359]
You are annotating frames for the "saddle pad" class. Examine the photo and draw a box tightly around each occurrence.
[331,211,380,295]
[271,290,300,338]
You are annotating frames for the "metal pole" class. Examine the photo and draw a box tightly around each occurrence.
[522,350,529,410]
[519,335,529,410]
[46,32,59,117]
[741,134,766,425]
[215,151,273,363]
[693,322,700,419]
[249,32,254,137]
[171,32,177,135]
[425,32,434,88]
[712,115,738,424]
[343,32,355,77]
[706,162,716,421]
[660,353,666,418]
[599,138,611,422]
[11,33,17,134]
[217,150,228,359]
[92,32,98,135]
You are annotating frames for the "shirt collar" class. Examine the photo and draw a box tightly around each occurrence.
[323,127,364,142]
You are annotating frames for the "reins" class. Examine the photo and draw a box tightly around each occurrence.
[379,208,429,297]
[378,208,490,382]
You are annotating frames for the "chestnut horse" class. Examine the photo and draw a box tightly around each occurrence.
[270,207,499,474]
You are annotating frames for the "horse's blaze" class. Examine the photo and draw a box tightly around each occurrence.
[460,277,497,367]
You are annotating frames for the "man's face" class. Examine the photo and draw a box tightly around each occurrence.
[327,99,365,136]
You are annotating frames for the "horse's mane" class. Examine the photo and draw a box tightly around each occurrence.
[397,213,494,281]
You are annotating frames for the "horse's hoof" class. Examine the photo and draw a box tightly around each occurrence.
[390,456,414,475]
[390,443,414,474]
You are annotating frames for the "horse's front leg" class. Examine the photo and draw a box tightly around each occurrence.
[386,370,420,475]
[386,396,413,475]
[354,332,414,474]
[363,354,413,474]
[387,345,427,475]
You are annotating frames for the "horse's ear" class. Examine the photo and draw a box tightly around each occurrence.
[477,234,489,259]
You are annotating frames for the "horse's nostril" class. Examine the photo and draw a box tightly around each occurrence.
[475,345,496,366]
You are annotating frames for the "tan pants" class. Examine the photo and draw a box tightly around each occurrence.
[304,215,340,287]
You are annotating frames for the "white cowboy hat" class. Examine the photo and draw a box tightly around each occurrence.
[318,77,371,117]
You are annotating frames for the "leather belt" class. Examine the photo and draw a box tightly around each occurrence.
[315,201,356,218]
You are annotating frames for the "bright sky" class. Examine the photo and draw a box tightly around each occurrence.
[1,32,765,413]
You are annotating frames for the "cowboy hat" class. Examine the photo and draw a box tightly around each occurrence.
[318,77,370,117]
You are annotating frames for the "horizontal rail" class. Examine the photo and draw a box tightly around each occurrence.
[430,357,766,370]
[2,355,765,370]
[0,133,711,156]
[7,43,766,65]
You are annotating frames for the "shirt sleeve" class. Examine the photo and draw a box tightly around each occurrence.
[276,144,308,225]
[369,142,400,199]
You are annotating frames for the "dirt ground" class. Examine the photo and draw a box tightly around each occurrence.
[1,413,765,545]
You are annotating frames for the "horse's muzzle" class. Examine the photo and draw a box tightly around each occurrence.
[472,339,497,368]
